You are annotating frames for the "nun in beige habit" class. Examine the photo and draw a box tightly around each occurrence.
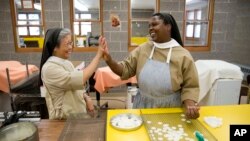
[101,13,200,119]
[39,28,107,119]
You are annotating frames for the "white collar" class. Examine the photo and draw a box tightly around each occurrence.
[48,56,73,67]
[48,56,67,63]
[153,38,180,49]
[48,56,74,69]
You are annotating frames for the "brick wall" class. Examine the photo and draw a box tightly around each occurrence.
[0,0,249,67]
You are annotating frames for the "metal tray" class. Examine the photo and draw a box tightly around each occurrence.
[141,112,217,141]
[58,111,106,141]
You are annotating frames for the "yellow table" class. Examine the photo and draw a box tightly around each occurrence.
[106,104,250,141]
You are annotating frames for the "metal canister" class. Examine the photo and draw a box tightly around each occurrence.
[0,122,39,141]
[126,86,138,109]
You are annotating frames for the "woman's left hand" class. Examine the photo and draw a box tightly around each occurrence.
[183,99,200,119]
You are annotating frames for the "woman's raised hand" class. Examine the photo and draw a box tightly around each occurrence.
[98,36,109,61]
[96,36,105,59]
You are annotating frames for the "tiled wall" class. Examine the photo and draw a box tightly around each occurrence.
[0,0,249,68]
[193,0,250,65]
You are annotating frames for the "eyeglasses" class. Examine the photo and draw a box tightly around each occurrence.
[65,41,73,47]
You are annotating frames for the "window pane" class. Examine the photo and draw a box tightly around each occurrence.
[29,27,40,35]
[199,22,208,45]
[90,22,101,36]
[72,0,102,48]
[74,0,100,20]
[18,14,27,20]
[74,22,101,47]
[186,24,194,37]
[185,22,208,46]
[185,0,209,20]
[132,21,149,37]
[131,21,149,46]
[129,0,157,47]
[87,22,101,46]
[18,21,27,25]
[196,10,202,20]
[187,11,194,20]
[80,14,91,20]
[29,21,40,25]
[131,0,155,19]
[81,22,91,36]
[185,0,211,47]
[74,22,79,35]
[75,14,79,19]
[28,14,39,20]
[18,27,28,35]
[194,24,201,38]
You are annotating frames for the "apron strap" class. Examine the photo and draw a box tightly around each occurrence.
[149,46,173,64]
[149,46,155,59]
[166,47,172,64]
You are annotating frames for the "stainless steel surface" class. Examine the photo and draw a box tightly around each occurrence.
[0,122,39,141]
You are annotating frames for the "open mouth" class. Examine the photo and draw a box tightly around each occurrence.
[66,51,72,55]
[150,33,156,39]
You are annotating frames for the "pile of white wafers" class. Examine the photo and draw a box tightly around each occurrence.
[143,114,210,141]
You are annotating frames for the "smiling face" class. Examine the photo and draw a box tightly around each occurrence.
[53,34,73,59]
[148,16,171,43]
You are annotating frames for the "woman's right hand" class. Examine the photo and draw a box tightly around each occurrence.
[96,36,105,59]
